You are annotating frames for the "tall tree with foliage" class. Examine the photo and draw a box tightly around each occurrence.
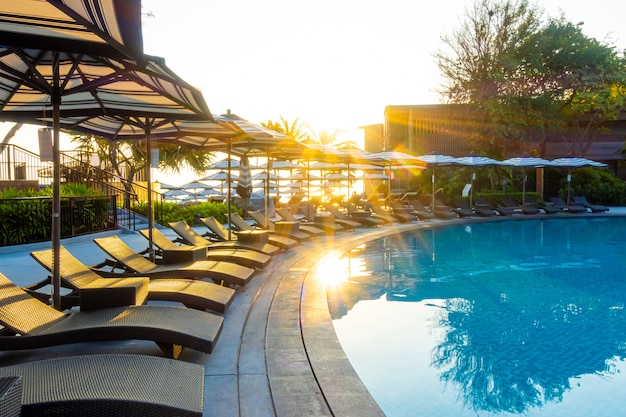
[435,0,626,157]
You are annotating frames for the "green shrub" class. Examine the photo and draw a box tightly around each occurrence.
[546,167,626,205]
[133,201,241,225]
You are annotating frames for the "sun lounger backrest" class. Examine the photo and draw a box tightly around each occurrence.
[276,208,297,222]
[200,217,228,240]
[139,228,179,251]
[31,247,100,288]
[228,213,253,231]
[93,236,159,274]
[248,211,275,230]
[0,273,65,334]
[168,221,211,247]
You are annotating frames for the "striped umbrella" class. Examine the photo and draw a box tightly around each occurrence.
[456,154,500,206]
[550,157,607,203]
[236,155,253,214]
[500,156,554,204]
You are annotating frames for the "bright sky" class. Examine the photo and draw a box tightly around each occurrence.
[3,0,625,154]
[140,0,626,143]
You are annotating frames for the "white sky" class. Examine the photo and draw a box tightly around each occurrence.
[140,0,626,142]
[3,0,625,154]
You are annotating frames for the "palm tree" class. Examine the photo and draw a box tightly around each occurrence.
[261,115,310,140]
[71,133,215,201]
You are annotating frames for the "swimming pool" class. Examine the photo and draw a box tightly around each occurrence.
[328,217,626,417]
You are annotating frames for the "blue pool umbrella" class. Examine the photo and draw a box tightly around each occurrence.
[550,157,607,204]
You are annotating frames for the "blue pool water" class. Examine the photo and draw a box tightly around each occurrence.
[328,217,626,417]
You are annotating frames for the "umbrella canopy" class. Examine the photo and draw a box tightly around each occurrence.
[201,170,238,181]
[287,172,322,181]
[206,158,244,170]
[236,155,253,212]
[414,152,461,208]
[0,0,143,60]
[364,173,390,180]
[0,1,145,310]
[499,156,554,203]
[550,156,607,203]
[158,182,183,190]
[259,160,302,170]
[456,153,500,206]
[163,189,189,200]
[251,171,279,181]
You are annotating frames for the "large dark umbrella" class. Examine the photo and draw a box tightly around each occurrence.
[549,156,607,204]
[0,52,218,299]
[0,1,143,309]
[236,155,253,215]
[0,0,143,59]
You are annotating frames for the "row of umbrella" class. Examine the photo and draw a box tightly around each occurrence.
[397,153,607,207]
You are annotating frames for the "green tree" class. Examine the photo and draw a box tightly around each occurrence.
[71,133,215,201]
[522,19,626,156]
[435,0,626,157]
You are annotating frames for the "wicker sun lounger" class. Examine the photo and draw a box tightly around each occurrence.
[169,220,281,257]
[227,212,299,249]
[298,202,355,232]
[139,228,271,269]
[247,211,312,242]
[0,273,222,358]
[549,196,588,214]
[0,354,204,416]
[572,196,609,213]
[201,216,297,250]
[93,235,255,287]
[30,246,235,314]
[275,208,328,237]
[324,204,384,227]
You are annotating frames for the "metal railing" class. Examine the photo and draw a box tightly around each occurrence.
[0,144,164,231]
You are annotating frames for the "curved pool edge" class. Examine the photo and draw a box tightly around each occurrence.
[267,211,626,416]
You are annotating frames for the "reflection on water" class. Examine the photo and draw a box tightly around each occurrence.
[329,218,626,416]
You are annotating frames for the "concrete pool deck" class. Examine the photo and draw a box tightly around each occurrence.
[1,208,625,416]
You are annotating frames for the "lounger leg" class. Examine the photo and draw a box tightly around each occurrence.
[157,343,183,359]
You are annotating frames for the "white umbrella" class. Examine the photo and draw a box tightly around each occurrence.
[499,156,554,204]
[251,171,279,181]
[201,170,238,181]
[287,172,322,181]
[456,154,500,206]
[259,160,302,169]
[364,173,390,180]
[415,152,460,208]
[550,157,607,204]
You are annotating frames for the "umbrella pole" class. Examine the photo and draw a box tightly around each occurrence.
[51,53,61,309]
[522,169,527,204]
[227,141,232,240]
[145,122,155,262]
[431,169,435,210]
[470,170,475,207]
[265,152,271,227]
[567,169,571,204]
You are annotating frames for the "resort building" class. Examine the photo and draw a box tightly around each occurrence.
[362,104,626,168]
